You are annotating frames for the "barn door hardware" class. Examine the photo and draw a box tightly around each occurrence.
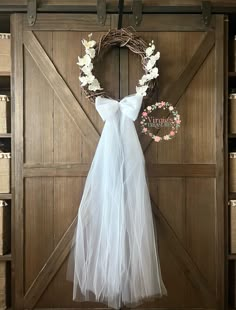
[132,0,142,26]
[201,1,211,27]
[97,0,106,25]
[27,0,37,26]
[118,0,124,29]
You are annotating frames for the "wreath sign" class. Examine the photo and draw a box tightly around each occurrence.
[140,101,181,142]
[77,28,181,142]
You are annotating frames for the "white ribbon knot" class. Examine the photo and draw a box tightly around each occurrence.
[95,94,143,122]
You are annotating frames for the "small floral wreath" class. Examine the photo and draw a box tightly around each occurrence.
[77,28,160,103]
[140,101,181,142]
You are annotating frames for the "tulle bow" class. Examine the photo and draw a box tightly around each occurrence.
[95,94,143,122]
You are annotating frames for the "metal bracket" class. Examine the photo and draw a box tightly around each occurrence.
[132,0,142,26]
[201,1,211,27]
[27,0,37,26]
[97,0,106,25]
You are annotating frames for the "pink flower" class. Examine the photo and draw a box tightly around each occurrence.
[143,128,147,132]
[147,106,152,111]
[142,112,148,117]
[158,101,165,108]
[154,136,161,142]
[176,120,181,124]
[170,131,175,136]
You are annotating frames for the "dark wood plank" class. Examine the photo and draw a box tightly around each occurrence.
[23,30,100,150]
[23,14,111,31]
[23,163,90,177]
[147,164,216,177]
[10,13,24,310]
[215,15,226,310]
[224,15,229,310]
[23,163,216,178]
[140,30,215,152]
[24,216,77,309]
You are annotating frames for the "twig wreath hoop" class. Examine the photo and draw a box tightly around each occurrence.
[77,28,160,103]
[140,101,181,142]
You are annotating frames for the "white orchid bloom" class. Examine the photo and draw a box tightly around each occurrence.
[149,67,159,78]
[77,54,91,67]
[81,64,93,76]
[88,78,103,91]
[136,85,148,96]
[139,75,148,86]
[145,44,155,57]
[79,74,95,86]
[82,38,96,49]
[86,48,96,59]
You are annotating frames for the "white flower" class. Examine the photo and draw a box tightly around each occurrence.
[145,44,155,57]
[146,52,160,71]
[163,135,170,140]
[86,48,96,59]
[82,39,96,49]
[139,75,149,86]
[88,78,103,91]
[136,85,148,96]
[79,74,94,86]
[169,106,174,111]
[81,64,93,76]
[77,54,91,67]
[149,67,159,79]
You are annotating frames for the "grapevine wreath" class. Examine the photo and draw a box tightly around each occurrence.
[77,28,160,103]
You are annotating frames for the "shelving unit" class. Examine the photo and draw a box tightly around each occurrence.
[227,14,236,310]
[0,13,12,310]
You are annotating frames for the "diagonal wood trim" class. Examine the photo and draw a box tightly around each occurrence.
[151,198,216,304]
[23,163,216,178]
[23,30,100,150]
[140,31,215,152]
[24,216,78,309]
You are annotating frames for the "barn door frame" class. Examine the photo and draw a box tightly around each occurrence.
[11,13,225,310]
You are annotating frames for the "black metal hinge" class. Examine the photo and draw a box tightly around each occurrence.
[132,0,142,26]
[27,0,37,26]
[202,1,212,27]
[97,0,106,25]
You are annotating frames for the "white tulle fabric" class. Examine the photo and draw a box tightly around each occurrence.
[67,94,167,309]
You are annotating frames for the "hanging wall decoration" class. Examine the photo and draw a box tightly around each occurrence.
[140,101,181,142]
[77,28,160,103]
[68,28,168,310]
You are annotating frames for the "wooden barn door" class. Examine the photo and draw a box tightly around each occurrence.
[11,13,225,310]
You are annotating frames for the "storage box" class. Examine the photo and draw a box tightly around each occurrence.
[0,153,10,194]
[0,95,10,134]
[0,201,10,256]
[0,33,10,75]
[230,200,236,253]
[229,93,236,134]
[0,262,7,309]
